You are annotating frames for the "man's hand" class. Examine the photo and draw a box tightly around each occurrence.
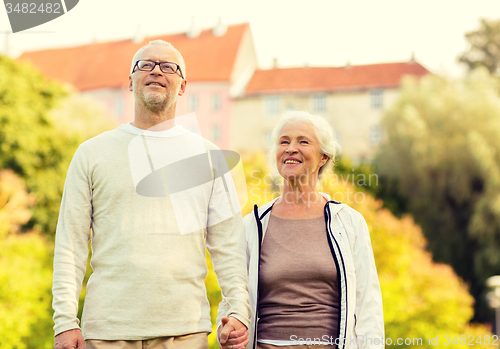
[54,328,85,349]
[218,316,249,349]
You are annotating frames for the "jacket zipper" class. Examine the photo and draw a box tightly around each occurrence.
[325,202,348,349]
[253,204,261,349]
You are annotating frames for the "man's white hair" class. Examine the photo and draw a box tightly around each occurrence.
[130,40,186,79]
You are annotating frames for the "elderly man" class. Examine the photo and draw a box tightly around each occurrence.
[53,40,250,349]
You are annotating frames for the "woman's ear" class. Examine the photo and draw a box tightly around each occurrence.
[320,154,328,167]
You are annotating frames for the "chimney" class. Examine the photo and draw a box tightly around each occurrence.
[187,16,201,38]
[409,51,416,63]
[213,17,227,37]
[132,24,144,44]
[273,57,278,69]
[344,60,352,69]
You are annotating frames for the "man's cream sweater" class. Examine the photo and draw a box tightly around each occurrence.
[52,124,251,340]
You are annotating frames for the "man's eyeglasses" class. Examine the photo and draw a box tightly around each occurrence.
[132,60,184,79]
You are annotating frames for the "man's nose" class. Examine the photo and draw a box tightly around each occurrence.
[150,64,163,75]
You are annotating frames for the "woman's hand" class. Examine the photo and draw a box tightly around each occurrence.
[218,316,249,349]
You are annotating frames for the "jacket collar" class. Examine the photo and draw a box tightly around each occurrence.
[253,192,347,221]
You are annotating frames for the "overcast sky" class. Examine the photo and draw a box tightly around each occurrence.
[0,0,498,76]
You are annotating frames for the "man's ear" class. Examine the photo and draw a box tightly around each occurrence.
[178,79,187,96]
[128,75,133,92]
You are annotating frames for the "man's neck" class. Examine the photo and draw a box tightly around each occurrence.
[132,105,177,131]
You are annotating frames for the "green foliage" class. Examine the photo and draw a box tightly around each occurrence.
[0,55,78,235]
[0,170,53,349]
[51,94,118,142]
[0,56,118,236]
[0,55,118,348]
[335,157,408,216]
[374,69,500,321]
[202,153,493,348]
[204,252,222,349]
[318,180,493,348]
[241,152,280,216]
[0,170,34,238]
[459,18,500,75]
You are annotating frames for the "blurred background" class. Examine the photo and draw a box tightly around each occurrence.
[1,0,500,348]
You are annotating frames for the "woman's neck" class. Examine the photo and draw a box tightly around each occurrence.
[272,179,327,219]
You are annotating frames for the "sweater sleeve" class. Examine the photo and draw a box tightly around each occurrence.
[206,157,251,328]
[350,211,384,349]
[216,212,254,347]
[52,146,92,336]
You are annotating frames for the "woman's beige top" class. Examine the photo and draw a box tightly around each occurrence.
[257,214,339,342]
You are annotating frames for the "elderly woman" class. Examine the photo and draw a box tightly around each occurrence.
[217,111,384,349]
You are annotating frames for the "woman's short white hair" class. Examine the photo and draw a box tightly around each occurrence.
[268,110,341,175]
[130,40,186,79]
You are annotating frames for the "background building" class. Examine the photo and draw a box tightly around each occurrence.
[232,60,429,162]
[19,22,258,150]
[19,23,429,161]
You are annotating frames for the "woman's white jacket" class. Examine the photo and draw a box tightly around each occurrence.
[217,194,384,349]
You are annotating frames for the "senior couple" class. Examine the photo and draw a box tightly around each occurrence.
[52,40,384,349]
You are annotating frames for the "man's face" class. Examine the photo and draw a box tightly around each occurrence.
[129,44,186,113]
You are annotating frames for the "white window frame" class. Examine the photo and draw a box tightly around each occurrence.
[313,94,327,113]
[211,94,221,111]
[370,89,383,109]
[265,96,280,116]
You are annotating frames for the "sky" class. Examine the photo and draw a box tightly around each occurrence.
[0,0,498,76]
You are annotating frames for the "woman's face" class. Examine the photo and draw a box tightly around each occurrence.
[276,121,328,184]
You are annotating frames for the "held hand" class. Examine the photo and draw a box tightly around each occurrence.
[54,328,85,349]
[218,316,249,349]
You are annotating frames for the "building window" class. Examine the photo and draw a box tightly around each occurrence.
[265,96,280,116]
[313,94,326,113]
[370,125,382,145]
[212,94,221,110]
[188,95,198,111]
[370,90,383,109]
[211,125,220,142]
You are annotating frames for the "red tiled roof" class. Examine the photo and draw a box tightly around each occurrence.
[245,61,429,95]
[19,23,249,91]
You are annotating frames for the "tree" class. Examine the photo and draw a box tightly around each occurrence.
[0,170,53,349]
[50,94,118,142]
[319,179,493,348]
[0,55,78,235]
[214,153,493,348]
[0,55,119,236]
[459,18,500,76]
[374,69,500,321]
[0,55,118,347]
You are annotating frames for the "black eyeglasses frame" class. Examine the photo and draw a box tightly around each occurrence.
[132,60,184,79]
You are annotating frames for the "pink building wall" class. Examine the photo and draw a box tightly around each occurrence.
[82,82,234,151]
[175,81,233,150]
